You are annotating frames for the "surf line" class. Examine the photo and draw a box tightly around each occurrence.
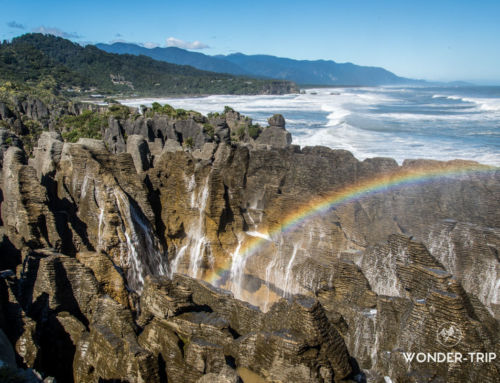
[204,162,498,285]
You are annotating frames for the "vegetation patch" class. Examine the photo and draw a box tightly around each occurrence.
[108,104,131,120]
[183,137,194,148]
[203,123,215,138]
[224,105,235,114]
[149,102,194,120]
[248,124,262,139]
[22,119,44,155]
[61,110,106,143]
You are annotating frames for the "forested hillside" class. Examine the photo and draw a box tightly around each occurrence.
[0,34,297,96]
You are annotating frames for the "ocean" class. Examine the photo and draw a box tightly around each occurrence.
[120,86,500,166]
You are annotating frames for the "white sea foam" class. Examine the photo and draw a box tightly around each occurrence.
[374,112,472,121]
[461,97,500,112]
[120,86,500,166]
[431,93,500,112]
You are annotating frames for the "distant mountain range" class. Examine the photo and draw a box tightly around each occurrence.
[97,42,424,86]
[96,42,249,76]
[0,34,296,97]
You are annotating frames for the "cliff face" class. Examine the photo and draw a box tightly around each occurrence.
[0,101,499,382]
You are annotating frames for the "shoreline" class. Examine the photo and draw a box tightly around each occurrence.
[113,87,500,167]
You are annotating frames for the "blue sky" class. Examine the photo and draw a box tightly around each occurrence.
[1,0,499,83]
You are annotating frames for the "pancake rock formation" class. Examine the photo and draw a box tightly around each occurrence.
[0,100,499,382]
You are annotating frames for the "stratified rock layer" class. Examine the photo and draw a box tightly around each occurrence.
[0,105,498,382]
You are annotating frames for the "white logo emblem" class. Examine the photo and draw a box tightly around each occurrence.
[436,322,463,347]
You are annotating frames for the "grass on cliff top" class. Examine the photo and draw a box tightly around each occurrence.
[1,80,265,151]
[59,104,132,143]
[147,102,202,120]
[61,110,106,143]
[0,79,64,108]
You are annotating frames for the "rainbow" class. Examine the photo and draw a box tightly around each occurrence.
[204,161,498,285]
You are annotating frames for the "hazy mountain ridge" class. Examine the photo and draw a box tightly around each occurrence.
[0,34,296,96]
[98,42,424,86]
[96,42,250,76]
[217,52,419,85]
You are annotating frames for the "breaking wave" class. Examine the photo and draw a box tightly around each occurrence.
[121,86,500,166]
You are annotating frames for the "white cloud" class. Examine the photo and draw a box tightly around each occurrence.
[142,42,160,49]
[32,26,82,39]
[166,37,209,50]
[108,40,159,49]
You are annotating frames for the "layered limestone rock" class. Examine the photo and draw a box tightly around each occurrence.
[141,120,498,382]
[0,248,159,383]
[55,139,168,290]
[138,274,354,382]
[73,296,159,383]
[255,114,292,148]
[148,139,499,312]
[29,131,64,179]
[104,116,127,153]
[318,235,500,382]
[127,134,152,173]
[75,251,129,307]
[0,247,355,382]
[0,105,498,382]
[0,97,109,149]
[1,147,61,250]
